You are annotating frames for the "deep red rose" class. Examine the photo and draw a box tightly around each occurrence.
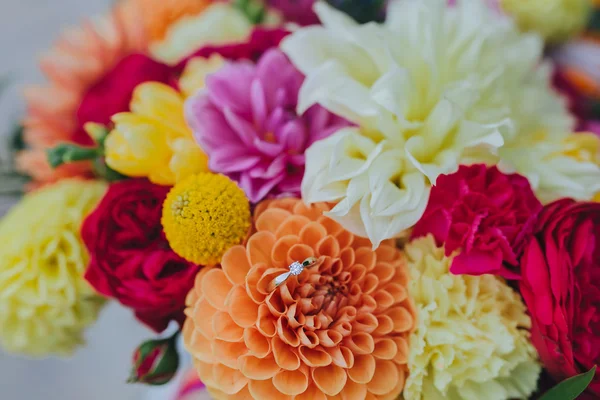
[82,179,198,332]
[520,199,600,398]
[412,164,542,279]
[175,28,289,71]
[74,54,173,145]
[266,0,318,26]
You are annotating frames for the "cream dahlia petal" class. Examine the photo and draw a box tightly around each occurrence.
[284,0,572,246]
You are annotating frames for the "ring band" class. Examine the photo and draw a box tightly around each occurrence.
[268,257,318,291]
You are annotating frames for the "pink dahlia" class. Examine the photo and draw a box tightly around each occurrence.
[412,164,542,279]
[185,49,349,203]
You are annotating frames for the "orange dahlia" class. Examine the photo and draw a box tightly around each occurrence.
[18,0,146,186]
[183,198,416,399]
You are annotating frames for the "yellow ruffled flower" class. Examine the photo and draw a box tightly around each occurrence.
[403,236,540,400]
[150,3,253,65]
[162,173,251,265]
[0,180,107,356]
[105,82,209,186]
[179,54,225,98]
[501,0,592,43]
[500,131,600,202]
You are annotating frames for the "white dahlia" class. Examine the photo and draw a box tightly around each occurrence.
[281,0,573,247]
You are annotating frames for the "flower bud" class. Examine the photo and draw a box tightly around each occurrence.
[128,332,180,386]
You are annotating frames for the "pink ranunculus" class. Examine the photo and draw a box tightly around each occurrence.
[412,164,542,279]
[520,199,600,398]
[185,48,349,203]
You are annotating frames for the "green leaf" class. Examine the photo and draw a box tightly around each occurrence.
[539,366,597,400]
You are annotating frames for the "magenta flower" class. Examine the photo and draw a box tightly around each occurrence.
[185,49,349,203]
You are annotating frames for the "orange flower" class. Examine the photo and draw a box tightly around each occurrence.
[183,198,416,399]
[18,0,146,186]
[136,0,212,42]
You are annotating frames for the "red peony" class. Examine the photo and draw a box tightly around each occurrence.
[520,199,600,398]
[412,164,542,279]
[82,179,199,332]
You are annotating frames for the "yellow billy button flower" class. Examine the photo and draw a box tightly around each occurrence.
[105,82,209,186]
[162,173,251,265]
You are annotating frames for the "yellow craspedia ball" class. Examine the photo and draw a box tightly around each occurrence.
[0,179,107,356]
[162,173,250,265]
[403,235,541,400]
[501,0,592,43]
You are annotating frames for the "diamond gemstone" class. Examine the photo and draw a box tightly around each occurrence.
[289,261,304,276]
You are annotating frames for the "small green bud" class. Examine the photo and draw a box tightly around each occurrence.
[127,332,180,386]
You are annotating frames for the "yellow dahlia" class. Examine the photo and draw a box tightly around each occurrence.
[501,0,592,43]
[403,236,540,400]
[0,180,107,356]
[18,0,146,186]
[162,173,251,265]
[105,82,209,185]
[500,131,600,202]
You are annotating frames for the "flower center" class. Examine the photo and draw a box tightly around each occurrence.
[170,193,189,217]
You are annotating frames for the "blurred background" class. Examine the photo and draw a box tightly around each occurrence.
[0,1,164,399]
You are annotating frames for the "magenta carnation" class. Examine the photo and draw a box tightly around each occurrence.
[412,164,542,279]
[185,49,349,203]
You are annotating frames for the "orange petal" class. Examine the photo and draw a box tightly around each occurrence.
[318,216,344,236]
[298,346,332,367]
[355,247,376,270]
[344,332,374,355]
[202,268,233,311]
[312,364,347,396]
[340,379,368,400]
[294,383,328,400]
[373,290,395,312]
[213,310,244,342]
[271,336,301,371]
[352,313,378,333]
[247,231,276,267]
[187,329,214,363]
[244,327,271,359]
[383,282,408,304]
[317,235,341,258]
[275,215,311,238]
[276,316,300,347]
[257,303,277,337]
[362,274,379,294]
[228,285,259,328]
[246,263,270,303]
[193,298,217,339]
[317,330,343,348]
[387,306,415,333]
[248,379,292,400]
[272,369,309,396]
[299,222,328,250]
[373,338,398,360]
[195,359,216,387]
[367,360,399,396]
[335,229,354,249]
[256,208,292,233]
[292,201,330,220]
[325,345,354,369]
[272,235,300,268]
[372,262,396,284]
[212,339,248,369]
[222,245,251,285]
[287,244,315,266]
[348,354,376,384]
[375,244,398,262]
[214,358,248,391]
[298,328,319,348]
[393,337,410,365]
[239,354,281,380]
[373,315,394,336]
[340,248,355,269]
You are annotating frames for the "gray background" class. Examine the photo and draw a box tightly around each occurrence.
[0,0,196,399]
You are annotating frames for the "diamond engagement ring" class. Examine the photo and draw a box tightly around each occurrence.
[268,257,318,291]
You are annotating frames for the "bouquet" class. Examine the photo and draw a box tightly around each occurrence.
[1,0,600,399]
